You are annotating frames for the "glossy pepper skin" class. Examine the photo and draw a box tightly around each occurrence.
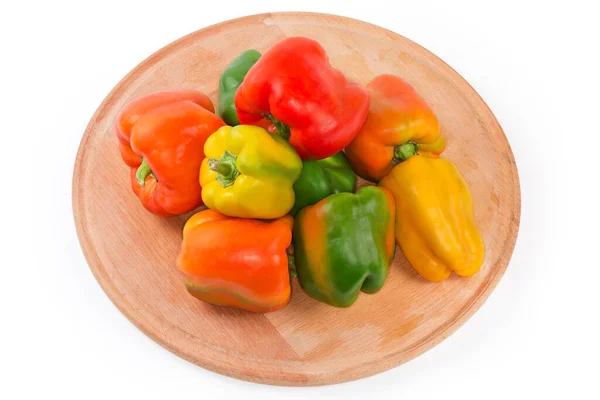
[177,209,293,313]
[200,125,302,219]
[115,90,226,216]
[290,152,356,216]
[217,49,261,126]
[379,153,485,281]
[346,74,446,182]
[234,36,370,160]
[294,186,396,307]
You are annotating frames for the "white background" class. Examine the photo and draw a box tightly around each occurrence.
[1,0,599,399]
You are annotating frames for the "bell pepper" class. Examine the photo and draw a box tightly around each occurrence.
[217,49,261,126]
[293,186,396,307]
[379,151,485,281]
[115,90,225,216]
[346,74,446,182]
[200,125,302,219]
[177,209,293,313]
[290,152,356,216]
[234,36,370,160]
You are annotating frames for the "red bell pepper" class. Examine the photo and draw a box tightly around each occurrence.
[234,36,370,160]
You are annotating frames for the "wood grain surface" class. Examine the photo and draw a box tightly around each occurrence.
[72,12,520,386]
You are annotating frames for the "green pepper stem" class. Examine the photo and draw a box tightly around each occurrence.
[136,158,154,186]
[210,151,240,188]
[208,159,232,176]
[264,114,291,140]
[393,142,419,163]
[287,255,297,278]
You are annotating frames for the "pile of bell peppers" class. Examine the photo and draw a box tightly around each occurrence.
[114,36,485,312]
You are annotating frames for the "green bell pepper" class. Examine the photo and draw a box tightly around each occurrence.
[217,49,261,126]
[290,152,356,216]
[293,186,396,307]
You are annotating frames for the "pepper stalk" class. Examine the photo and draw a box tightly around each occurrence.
[136,158,157,186]
[393,142,419,164]
[208,151,240,188]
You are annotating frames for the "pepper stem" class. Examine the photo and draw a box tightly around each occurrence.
[209,151,240,188]
[208,159,232,176]
[393,142,419,163]
[287,255,297,278]
[264,114,291,140]
[136,158,155,186]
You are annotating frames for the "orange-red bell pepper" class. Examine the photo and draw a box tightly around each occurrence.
[346,74,445,182]
[177,209,293,313]
[115,90,225,216]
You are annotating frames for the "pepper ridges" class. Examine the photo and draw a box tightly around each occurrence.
[346,74,445,182]
[379,154,485,281]
[177,209,293,313]
[293,186,396,307]
[234,36,370,160]
[115,90,225,216]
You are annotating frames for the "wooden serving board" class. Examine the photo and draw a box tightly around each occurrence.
[72,12,520,386]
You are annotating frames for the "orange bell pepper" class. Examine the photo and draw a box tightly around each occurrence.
[115,90,225,216]
[346,74,446,182]
[176,209,293,312]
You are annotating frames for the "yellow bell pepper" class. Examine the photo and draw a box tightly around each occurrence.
[200,125,302,219]
[379,151,485,281]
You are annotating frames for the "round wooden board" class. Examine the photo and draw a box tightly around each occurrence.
[73,12,520,386]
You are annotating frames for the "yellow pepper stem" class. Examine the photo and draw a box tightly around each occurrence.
[208,151,239,188]
[393,142,419,163]
[136,158,156,186]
